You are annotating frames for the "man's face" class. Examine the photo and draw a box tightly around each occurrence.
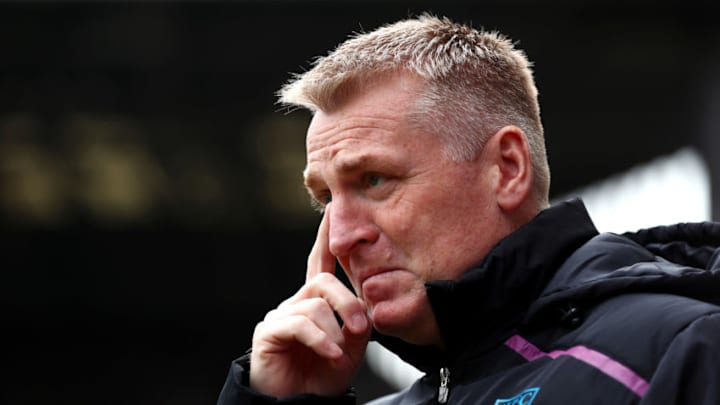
[303,74,503,345]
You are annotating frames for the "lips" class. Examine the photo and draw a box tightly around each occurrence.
[358,268,397,287]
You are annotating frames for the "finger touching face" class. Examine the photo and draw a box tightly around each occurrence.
[307,204,336,281]
[302,204,368,335]
[300,74,501,347]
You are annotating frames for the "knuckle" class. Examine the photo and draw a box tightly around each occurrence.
[252,320,268,341]
[298,297,335,321]
[277,297,294,310]
[305,296,328,311]
[291,315,311,332]
[311,271,336,284]
[308,328,329,348]
[263,308,280,321]
[274,296,332,319]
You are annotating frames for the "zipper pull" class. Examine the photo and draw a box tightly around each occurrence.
[438,367,450,403]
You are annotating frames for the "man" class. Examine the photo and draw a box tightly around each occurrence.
[218,14,720,404]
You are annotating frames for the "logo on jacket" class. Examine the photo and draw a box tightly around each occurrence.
[494,387,540,405]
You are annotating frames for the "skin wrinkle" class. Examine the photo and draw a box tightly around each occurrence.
[243,16,552,399]
[305,92,422,208]
[306,144,437,213]
[279,15,549,202]
[299,74,516,346]
[305,147,415,206]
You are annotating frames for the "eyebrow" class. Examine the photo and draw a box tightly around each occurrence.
[303,167,320,191]
[303,153,378,192]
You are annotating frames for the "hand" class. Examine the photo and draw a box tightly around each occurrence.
[249,204,372,397]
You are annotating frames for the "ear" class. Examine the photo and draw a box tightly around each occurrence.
[487,126,533,212]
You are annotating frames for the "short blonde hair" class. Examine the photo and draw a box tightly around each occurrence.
[279,14,550,204]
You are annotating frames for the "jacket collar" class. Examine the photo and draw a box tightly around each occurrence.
[373,198,599,371]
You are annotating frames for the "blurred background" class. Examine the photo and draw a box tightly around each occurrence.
[2,1,719,404]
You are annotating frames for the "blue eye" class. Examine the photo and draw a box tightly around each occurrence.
[368,174,383,187]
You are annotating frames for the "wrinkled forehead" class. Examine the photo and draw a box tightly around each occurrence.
[304,114,404,182]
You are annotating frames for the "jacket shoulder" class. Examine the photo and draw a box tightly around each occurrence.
[640,311,720,404]
[556,291,720,382]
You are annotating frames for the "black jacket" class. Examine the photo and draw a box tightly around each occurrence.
[218,199,720,404]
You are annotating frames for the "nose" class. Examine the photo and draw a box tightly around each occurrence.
[327,197,379,257]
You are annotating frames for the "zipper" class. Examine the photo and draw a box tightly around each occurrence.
[438,367,450,403]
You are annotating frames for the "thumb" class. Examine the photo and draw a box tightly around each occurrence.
[339,302,372,364]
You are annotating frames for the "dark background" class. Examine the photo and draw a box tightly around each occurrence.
[2,1,719,404]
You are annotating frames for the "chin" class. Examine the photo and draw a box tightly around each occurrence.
[368,299,429,344]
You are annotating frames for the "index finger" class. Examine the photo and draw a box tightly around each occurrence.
[306,204,336,281]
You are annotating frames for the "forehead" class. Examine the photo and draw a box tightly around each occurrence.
[306,116,400,155]
[302,74,439,184]
[303,114,412,189]
[306,72,425,140]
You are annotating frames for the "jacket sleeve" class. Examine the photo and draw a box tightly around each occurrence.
[216,354,357,405]
[640,312,720,404]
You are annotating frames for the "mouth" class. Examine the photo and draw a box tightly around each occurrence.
[357,267,413,306]
[358,268,401,288]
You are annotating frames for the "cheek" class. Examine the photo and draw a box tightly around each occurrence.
[376,173,491,278]
[385,211,447,279]
[406,196,493,280]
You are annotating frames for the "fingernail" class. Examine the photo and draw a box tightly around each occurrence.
[351,313,367,332]
[328,342,343,358]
